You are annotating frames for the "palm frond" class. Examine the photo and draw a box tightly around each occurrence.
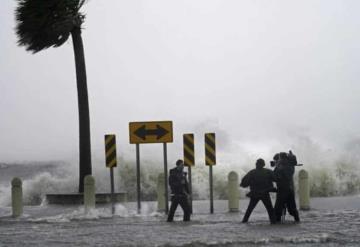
[15,0,86,53]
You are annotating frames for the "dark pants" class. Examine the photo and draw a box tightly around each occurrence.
[167,194,191,222]
[274,189,300,222]
[242,193,275,223]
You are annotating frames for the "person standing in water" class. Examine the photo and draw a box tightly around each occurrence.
[273,151,300,223]
[240,158,276,224]
[167,159,191,222]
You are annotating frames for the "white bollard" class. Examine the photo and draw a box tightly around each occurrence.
[84,175,96,212]
[11,177,23,218]
[228,171,239,212]
[157,173,166,212]
[298,169,310,210]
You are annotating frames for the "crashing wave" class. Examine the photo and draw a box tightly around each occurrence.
[1,141,360,206]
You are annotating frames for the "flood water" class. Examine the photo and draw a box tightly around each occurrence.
[1,196,360,246]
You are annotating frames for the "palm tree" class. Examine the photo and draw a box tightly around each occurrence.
[15,0,92,192]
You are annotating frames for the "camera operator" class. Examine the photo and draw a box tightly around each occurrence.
[272,151,300,223]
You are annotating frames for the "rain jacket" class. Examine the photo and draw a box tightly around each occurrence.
[240,166,276,198]
[169,168,190,195]
[273,159,295,191]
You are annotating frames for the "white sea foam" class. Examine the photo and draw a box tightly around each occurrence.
[280,233,330,244]
[23,202,162,223]
[27,207,113,223]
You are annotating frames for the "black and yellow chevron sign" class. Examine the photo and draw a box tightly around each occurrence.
[183,134,195,166]
[205,133,216,166]
[105,134,117,168]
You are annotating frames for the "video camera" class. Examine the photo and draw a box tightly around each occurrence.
[270,150,303,167]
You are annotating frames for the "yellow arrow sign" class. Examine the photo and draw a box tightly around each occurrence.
[129,121,173,144]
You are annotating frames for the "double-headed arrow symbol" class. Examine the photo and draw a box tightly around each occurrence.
[134,124,169,140]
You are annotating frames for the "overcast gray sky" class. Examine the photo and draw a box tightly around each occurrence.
[1,0,360,164]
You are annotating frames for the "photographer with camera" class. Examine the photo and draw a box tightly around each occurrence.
[167,159,191,222]
[240,158,277,224]
[272,151,300,223]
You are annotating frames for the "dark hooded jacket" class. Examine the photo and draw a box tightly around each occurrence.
[240,164,276,198]
[273,159,295,191]
[169,167,190,195]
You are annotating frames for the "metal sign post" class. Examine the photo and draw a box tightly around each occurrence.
[110,167,115,214]
[105,134,117,215]
[188,166,192,214]
[205,133,216,214]
[163,143,169,213]
[183,134,194,214]
[209,165,213,213]
[129,121,173,215]
[136,143,141,214]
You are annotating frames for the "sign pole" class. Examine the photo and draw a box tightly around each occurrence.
[105,134,118,215]
[136,143,141,214]
[129,121,174,215]
[110,166,115,214]
[205,133,216,214]
[183,134,194,214]
[163,143,169,214]
[209,165,214,214]
[188,166,193,214]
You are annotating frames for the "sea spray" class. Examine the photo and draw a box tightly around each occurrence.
[0,184,11,206]
[23,172,77,205]
[307,161,360,197]
[116,159,251,201]
[1,135,360,207]
[115,156,360,200]
[1,160,360,207]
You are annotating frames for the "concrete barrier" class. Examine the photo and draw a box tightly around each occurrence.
[228,171,239,212]
[157,173,166,212]
[84,175,95,212]
[11,177,23,218]
[298,169,310,210]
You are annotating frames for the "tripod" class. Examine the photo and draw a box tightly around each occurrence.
[281,205,287,223]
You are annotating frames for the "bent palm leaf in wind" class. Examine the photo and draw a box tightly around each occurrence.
[16,0,92,192]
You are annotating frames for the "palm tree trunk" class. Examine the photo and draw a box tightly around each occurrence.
[71,27,92,193]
